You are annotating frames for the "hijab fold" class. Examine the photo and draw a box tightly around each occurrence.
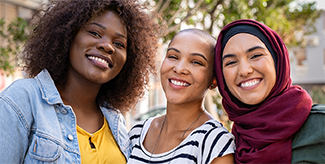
[215,19,312,163]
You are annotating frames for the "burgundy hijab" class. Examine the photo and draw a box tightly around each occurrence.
[215,19,312,163]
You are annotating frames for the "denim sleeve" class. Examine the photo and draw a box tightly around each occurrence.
[292,104,325,164]
[0,94,32,164]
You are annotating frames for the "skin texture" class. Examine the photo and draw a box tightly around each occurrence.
[143,30,233,163]
[22,0,164,113]
[222,33,276,105]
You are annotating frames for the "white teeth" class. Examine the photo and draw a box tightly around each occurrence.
[88,56,109,66]
[240,80,260,87]
[171,79,189,86]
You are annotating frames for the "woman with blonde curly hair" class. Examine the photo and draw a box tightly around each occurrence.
[0,0,163,163]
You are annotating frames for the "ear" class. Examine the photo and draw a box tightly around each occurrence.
[209,78,217,90]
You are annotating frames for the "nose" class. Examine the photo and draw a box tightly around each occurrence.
[97,39,115,54]
[238,60,253,77]
[173,60,189,75]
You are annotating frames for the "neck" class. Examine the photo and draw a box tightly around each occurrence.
[56,76,101,112]
[164,102,207,132]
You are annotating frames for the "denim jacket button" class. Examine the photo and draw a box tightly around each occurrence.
[61,109,68,115]
[68,134,73,141]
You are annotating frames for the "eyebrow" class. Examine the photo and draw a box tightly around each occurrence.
[89,22,127,39]
[222,54,236,61]
[246,46,265,53]
[167,47,208,61]
[222,46,266,61]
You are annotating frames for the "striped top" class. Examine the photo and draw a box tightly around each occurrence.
[128,118,235,164]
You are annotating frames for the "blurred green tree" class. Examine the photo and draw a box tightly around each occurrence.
[0,17,29,75]
[147,0,320,47]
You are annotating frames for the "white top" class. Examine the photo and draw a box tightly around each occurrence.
[128,117,235,164]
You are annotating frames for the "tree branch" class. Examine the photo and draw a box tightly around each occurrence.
[156,0,164,12]
[167,0,206,33]
[158,0,173,14]
[167,0,186,25]
[208,0,223,33]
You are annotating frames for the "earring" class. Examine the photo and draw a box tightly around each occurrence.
[209,79,217,89]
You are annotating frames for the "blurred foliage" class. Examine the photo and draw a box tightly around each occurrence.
[212,88,233,131]
[0,18,29,75]
[222,0,320,47]
[310,85,325,104]
[147,0,320,47]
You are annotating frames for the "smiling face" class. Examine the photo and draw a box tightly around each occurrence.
[160,32,215,105]
[68,10,127,85]
[222,33,276,105]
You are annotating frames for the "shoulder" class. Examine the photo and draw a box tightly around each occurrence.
[292,104,325,163]
[1,78,37,96]
[197,119,234,143]
[195,119,233,138]
[195,120,235,164]
[0,78,39,134]
[310,104,325,113]
[189,119,235,153]
[0,78,39,107]
[128,119,149,141]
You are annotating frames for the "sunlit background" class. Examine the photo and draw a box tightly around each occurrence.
[0,0,324,130]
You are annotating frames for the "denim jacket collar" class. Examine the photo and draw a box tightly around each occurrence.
[36,69,63,105]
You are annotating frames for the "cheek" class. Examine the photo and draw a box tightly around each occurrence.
[222,68,235,84]
[69,43,80,61]
[119,53,127,66]
[261,59,276,88]
[160,60,171,75]
[268,68,277,90]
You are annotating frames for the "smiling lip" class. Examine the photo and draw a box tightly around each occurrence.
[168,78,191,89]
[238,78,261,90]
[86,54,113,69]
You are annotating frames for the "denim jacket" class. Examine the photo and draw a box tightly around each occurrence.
[0,69,131,164]
[292,104,325,163]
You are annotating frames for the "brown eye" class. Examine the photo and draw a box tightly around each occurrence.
[224,60,236,67]
[191,60,203,66]
[88,31,101,38]
[167,55,177,60]
[251,54,262,59]
[114,42,125,48]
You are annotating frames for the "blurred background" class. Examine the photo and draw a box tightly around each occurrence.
[0,0,324,130]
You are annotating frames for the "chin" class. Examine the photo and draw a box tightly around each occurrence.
[241,97,265,105]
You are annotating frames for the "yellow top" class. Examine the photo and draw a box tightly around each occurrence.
[77,118,126,164]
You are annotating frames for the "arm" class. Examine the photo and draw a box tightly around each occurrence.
[0,96,31,163]
[210,154,234,164]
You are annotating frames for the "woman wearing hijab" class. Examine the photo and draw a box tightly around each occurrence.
[214,19,325,163]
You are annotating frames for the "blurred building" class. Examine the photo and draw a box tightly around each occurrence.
[0,0,48,22]
[290,10,325,104]
[0,0,48,91]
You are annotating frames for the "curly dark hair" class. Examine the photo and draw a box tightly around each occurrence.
[22,0,165,113]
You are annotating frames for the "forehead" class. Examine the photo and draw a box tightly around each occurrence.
[169,32,213,58]
[223,33,266,54]
[90,10,126,32]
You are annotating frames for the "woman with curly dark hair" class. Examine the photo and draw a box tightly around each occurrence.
[0,0,163,163]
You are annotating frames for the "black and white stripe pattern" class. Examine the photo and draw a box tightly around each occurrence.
[128,118,235,164]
